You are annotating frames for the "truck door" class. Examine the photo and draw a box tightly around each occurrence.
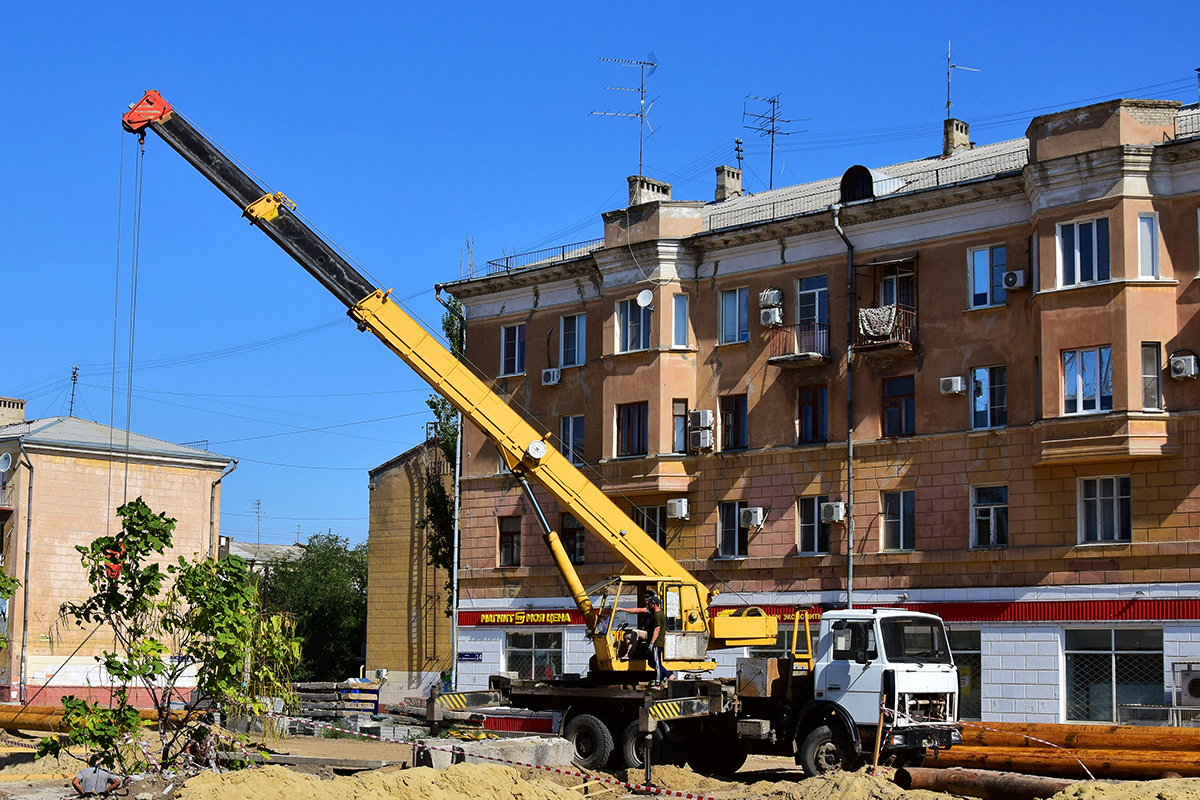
[663,584,708,660]
[820,620,884,722]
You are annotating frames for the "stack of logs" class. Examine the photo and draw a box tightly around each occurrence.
[933,721,1200,779]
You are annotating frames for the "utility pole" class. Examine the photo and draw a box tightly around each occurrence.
[251,498,262,549]
[592,54,659,177]
[67,365,79,417]
[743,95,804,190]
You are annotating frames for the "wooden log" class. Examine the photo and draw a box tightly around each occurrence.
[897,767,1079,800]
[957,721,1200,751]
[934,746,1200,779]
[0,706,173,732]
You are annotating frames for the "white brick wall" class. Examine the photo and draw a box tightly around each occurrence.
[980,625,1060,723]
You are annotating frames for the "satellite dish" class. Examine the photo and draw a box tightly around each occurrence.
[0,453,10,473]
[636,289,655,309]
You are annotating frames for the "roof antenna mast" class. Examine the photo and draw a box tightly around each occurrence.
[68,365,80,417]
[743,94,805,190]
[946,41,981,119]
[592,54,659,177]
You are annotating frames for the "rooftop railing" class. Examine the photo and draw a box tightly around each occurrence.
[484,238,604,276]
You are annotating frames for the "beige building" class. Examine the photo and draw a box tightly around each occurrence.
[0,399,233,705]
[437,97,1200,724]
[366,437,453,703]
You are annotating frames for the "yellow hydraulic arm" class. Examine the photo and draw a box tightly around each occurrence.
[121,91,775,671]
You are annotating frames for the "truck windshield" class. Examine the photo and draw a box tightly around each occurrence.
[879,618,953,665]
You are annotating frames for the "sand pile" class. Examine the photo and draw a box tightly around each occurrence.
[621,765,921,800]
[1050,779,1200,800]
[0,750,86,775]
[179,762,586,800]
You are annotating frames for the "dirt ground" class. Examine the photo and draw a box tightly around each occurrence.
[0,733,1198,800]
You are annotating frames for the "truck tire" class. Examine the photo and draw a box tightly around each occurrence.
[619,720,677,770]
[799,725,856,776]
[565,714,614,771]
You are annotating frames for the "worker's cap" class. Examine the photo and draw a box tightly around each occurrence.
[645,594,661,606]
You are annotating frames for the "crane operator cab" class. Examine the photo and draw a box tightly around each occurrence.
[596,577,715,675]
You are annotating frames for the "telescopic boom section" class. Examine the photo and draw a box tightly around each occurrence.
[121,90,709,624]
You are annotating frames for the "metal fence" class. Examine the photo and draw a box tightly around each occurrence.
[1178,112,1200,139]
[0,484,11,508]
[484,238,604,276]
[767,322,830,360]
[706,149,1028,232]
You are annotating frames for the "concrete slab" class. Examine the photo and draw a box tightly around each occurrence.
[414,735,573,770]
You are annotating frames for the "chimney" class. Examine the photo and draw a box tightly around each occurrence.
[943,118,971,157]
[0,398,26,427]
[628,175,672,207]
[715,165,743,201]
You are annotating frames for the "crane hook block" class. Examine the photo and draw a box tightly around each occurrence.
[243,192,297,223]
[122,90,174,134]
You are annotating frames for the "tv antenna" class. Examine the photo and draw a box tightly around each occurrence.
[734,138,744,172]
[592,54,658,176]
[946,41,980,119]
[743,94,805,190]
[68,365,80,417]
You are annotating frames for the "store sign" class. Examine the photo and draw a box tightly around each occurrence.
[458,652,484,662]
[477,610,574,626]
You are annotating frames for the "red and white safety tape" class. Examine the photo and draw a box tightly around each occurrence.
[267,714,725,800]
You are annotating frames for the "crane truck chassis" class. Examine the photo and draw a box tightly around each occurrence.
[121,90,961,777]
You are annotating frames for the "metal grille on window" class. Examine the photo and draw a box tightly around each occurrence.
[949,629,982,720]
[1065,628,1163,722]
[505,631,563,681]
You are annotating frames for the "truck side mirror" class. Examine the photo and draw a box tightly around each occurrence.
[854,648,871,665]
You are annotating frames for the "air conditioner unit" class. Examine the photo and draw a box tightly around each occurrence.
[666,498,689,520]
[820,501,847,523]
[1002,270,1027,289]
[373,668,389,682]
[689,429,714,451]
[940,376,966,395]
[689,409,714,429]
[739,506,766,528]
[1179,671,1200,707]
[758,287,784,308]
[1170,354,1198,380]
[541,368,561,386]
[760,307,783,327]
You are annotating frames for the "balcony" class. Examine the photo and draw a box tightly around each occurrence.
[853,304,917,356]
[766,322,831,368]
[0,483,13,522]
[1034,413,1179,465]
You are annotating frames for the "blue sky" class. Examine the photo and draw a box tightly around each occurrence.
[4,2,1198,545]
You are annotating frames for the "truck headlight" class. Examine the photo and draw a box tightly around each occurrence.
[951,728,962,744]
[890,733,907,747]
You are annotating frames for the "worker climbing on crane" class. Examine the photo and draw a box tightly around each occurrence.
[616,594,673,688]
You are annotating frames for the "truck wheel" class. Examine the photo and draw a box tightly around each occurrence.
[685,738,747,776]
[565,714,614,771]
[799,725,856,776]
[619,720,674,770]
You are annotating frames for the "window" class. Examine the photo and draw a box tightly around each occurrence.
[1058,217,1110,286]
[1079,476,1131,543]
[949,629,982,720]
[671,400,688,454]
[720,394,748,450]
[1138,213,1159,279]
[616,402,648,456]
[972,486,1008,548]
[797,495,830,555]
[499,516,521,567]
[719,288,749,344]
[1065,628,1163,722]
[501,324,525,375]
[632,505,667,547]
[831,620,877,661]
[561,513,585,565]
[881,490,915,551]
[882,376,915,437]
[718,500,749,558]
[881,263,916,307]
[971,366,1007,429]
[560,313,585,367]
[505,631,563,681]
[798,385,828,443]
[969,245,1007,308]
[617,299,651,353]
[560,415,584,465]
[1142,343,1161,410]
[672,294,689,347]
[1062,346,1113,415]
[797,275,829,354]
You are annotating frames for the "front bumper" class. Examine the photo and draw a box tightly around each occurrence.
[887,724,961,751]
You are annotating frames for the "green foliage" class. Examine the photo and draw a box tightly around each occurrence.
[0,571,20,651]
[264,533,367,681]
[46,497,300,775]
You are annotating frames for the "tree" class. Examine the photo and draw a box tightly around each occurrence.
[264,533,367,681]
[40,497,299,775]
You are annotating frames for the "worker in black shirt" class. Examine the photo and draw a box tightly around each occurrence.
[617,594,673,688]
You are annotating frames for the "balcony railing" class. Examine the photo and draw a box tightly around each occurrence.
[483,238,604,276]
[854,304,917,351]
[767,322,831,363]
[0,483,13,510]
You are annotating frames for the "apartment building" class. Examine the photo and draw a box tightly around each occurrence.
[438,98,1200,723]
[0,399,232,705]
